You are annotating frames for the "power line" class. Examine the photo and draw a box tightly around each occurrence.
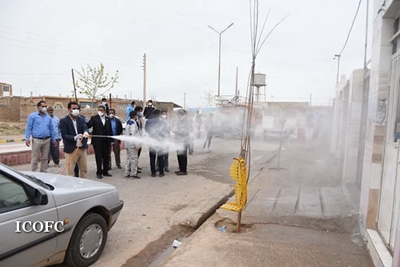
[338,0,362,56]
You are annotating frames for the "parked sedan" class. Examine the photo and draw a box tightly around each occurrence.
[0,163,124,267]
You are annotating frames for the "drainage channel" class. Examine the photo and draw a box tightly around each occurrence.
[122,225,194,267]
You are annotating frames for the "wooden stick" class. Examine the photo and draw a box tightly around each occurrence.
[237,211,242,233]
[61,138,83,175]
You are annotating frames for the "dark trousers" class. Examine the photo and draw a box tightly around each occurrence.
[149,148,164,174]
[48,140,60,164]
[74,163,79,177]
[93,142,110,175]
[109,139,121,168]
[156,153,169,170]
[177,144,189,172]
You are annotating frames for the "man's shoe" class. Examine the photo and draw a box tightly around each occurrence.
[138,167,142,170]
[137,170,142,173]
[97,174,103,179]
[131,175,141,179]
[54,164,60,168]
[117,165,122,169]
[174,170,181,174]
[124,174,130,178]
[176,171,187,176]
[159,173,165,177]
[151,173,156,177]
[165,169,170,172]
[103,173,112,177]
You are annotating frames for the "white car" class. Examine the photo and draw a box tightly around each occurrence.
[115,116,127,130]
[0,163,124,267]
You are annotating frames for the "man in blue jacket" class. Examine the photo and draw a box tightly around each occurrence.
[59,101,89,178]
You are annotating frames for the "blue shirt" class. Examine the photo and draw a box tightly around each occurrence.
[25,112,55,141]
[126,105,135,122]
[110,119,117,136]
[49,115,61,140]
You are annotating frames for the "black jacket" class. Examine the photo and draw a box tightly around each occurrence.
[87,115,112,146]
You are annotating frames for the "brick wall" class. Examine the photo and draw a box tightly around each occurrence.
[0,96,21,122]
[0,95,179,122]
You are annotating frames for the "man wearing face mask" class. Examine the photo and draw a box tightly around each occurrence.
[59,102,90,178]
[101,97,110,115]
[157,110,171,172]
[126,101,136,122]
[134,106,144,172]
[108,109,123,170]
[143,99,155,119]
[88,105,113,179]
[25,100,57,172]
[47,106,62,167]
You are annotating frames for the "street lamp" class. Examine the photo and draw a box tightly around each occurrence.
[208,23,234,97]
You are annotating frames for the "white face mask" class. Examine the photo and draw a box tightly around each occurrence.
[161,115,167,119]
[98,111,104,117]
[109,114,114,118]
[41,107,47,113]
[102,102,107,105]
[148,103,152,106]
[71,109,80,116]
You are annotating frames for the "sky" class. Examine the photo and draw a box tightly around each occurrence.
[0,0,370,108]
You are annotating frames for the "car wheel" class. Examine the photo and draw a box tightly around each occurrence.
[65,213,108,267]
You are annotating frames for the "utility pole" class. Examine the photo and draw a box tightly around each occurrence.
[334,54,341,85]
[143,53,147,105]
[235,67,238,97]
[71,69,78,102]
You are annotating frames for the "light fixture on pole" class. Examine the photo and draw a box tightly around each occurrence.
[208,23,234,97]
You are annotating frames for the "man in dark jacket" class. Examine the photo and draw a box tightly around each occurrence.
[174,109,192,175]
[88,105,113,179]
[108,108,123,169]
[145,109,168,177]
[143,99,155,119]
[59,101,89,178]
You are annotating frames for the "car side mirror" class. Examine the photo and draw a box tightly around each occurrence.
[33,188,48,205]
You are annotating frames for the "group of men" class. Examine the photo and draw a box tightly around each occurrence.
[24,98,195,179]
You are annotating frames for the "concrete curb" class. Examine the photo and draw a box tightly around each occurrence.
[0,138,26,143]
[171,186,233,229]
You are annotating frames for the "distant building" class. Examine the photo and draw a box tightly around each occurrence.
[0,83,12,97]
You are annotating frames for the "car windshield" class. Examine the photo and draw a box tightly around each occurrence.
[1,164,53,190]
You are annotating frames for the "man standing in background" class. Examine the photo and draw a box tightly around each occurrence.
[174,109,192,175]
[108,108,123,169]
[143,99,155,119]
[47,106,61,167]
[134,106,144,172]
[101,97,110,115]
[25,100,57,172]
[126,101,135,122]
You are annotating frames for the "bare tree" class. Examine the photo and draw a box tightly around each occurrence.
[75,63,119,107]
[202,89,215,107]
